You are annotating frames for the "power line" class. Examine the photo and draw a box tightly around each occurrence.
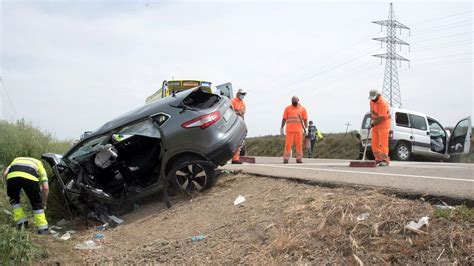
[0,76,19,119]
[410,10,472,26]
[410,31,473,44]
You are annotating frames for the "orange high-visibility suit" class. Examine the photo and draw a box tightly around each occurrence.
[282,104,308,161]
[232,97,246,162]
[370,96,391,163]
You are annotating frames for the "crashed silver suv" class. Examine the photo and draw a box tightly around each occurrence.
[42,87,246,215]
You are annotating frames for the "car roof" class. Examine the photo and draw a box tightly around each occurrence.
[89,88,195,137]
[363,107,441,122]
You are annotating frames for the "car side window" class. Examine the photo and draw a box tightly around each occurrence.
[114,119,161,141]
[409,114,427,131]
[428,120,446,138]
[453,119,469,138]
[361,114,371,129]
[395,112,409,127]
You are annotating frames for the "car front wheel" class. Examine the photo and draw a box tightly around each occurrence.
[394,142,411,161]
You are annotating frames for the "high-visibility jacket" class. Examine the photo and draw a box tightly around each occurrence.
[6,157,48,183]
[232,98,246,117]
[370,96,391,128]
[283,104,308,133]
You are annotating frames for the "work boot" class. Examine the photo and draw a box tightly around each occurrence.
[37,229,49,235]
[17,221,28,230]
[232,161,243,164]
[377,161,389,167]
[283,159,289,164]
[296,159,303,164]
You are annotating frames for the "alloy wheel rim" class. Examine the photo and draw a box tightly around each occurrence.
[175,164,207,191]
[398,146,409,160]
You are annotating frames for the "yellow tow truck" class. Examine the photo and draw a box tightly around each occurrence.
[145,80,233,104]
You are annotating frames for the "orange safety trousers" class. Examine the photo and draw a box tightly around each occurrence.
[371,125,390,163]
[232,147,241,162]
[283,132,303,160]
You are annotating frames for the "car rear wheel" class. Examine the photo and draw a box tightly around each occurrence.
[171,156,216,192]
[394,142,411,161]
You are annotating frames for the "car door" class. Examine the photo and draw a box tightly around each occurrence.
[394,111,412,144]
[409,114,431,155]
[448,116,472,155]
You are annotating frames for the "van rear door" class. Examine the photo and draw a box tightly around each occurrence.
[448,116,472,155]
[409,114,431,154]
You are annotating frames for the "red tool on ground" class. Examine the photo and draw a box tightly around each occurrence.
[239,156,256,164]
[349,127,377,167]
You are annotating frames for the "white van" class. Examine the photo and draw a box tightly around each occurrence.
[359,108,472,161]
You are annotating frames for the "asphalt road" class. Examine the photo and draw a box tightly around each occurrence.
[223,157,474,201]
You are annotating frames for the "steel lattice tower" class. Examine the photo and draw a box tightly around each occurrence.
[372,3,410,108]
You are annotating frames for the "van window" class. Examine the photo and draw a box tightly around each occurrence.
[361,114,371,129]
[409,114,427,131]
[395,112,409,127]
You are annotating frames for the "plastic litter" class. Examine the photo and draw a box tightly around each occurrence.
[50,225,63,230]
[406,216,429,230]
[191,235,206,242]
[233,195,246,205]
[94,233,105,239]
[60,232,71,241]
[435,205,455,210]
[96,223,109,231]
[74,240,101,250]
[3,209,12,216]
[66,230,77,234]
[108,215,124,224]
[356,213,370,221]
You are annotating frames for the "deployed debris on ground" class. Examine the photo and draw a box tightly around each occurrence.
[37,173,473,264]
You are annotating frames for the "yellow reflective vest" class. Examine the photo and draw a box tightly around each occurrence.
[6,157,48,183]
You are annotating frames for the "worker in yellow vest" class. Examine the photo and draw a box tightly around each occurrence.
[3,157,49,234]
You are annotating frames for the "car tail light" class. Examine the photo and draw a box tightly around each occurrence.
[389,130,393,139]
[181,111,221,129]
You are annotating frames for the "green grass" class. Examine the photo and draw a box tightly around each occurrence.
[433,205,474,223]
[246,131,360,159]
[0,119,72,263]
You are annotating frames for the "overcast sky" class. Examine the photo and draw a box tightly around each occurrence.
[1,0,472,139]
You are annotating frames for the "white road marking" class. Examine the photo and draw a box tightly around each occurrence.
[240,164,474,183]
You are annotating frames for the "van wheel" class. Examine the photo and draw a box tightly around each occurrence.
[171,156,216,192]
[394,142,411,161]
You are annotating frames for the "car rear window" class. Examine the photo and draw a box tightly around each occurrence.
[409,114,427,131]
[182,88,220,109]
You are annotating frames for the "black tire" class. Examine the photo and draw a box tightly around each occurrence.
[171,155,216,192]
[393,142,411,161]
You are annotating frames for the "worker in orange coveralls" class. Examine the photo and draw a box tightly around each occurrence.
[231,89,247,164]
[280,96,308,164]
[369,89,391,167]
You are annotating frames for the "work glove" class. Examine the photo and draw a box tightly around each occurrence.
[280,128,285,136]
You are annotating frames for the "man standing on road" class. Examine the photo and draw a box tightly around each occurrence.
[306,121,319,158]
[3,157,49,234]
[231,88,247,164]
[369,89,392,166]
[281,96,308,164]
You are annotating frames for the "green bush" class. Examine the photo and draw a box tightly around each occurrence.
[246,132,360,159]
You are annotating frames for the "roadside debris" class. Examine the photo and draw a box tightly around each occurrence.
[108,215,124,224]
[50,225,63,230]
[57,219,69,226]
[405,216,429,234]
[234,195,246,205]
[191,235,206,242]
[94,233,105,239]
[356,212,370,221]
[60,232,71,241]
[435,204,455,210]
[75,240,102,250]
[96,223,109,231]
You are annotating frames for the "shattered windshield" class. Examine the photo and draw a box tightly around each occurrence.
[68,135,109,161]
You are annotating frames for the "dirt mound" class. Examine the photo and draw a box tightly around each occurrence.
[40,173,473,264]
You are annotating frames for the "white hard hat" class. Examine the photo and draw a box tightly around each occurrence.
[237,88,247,95]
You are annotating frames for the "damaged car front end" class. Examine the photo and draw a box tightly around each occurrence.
[42,87,246,216]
